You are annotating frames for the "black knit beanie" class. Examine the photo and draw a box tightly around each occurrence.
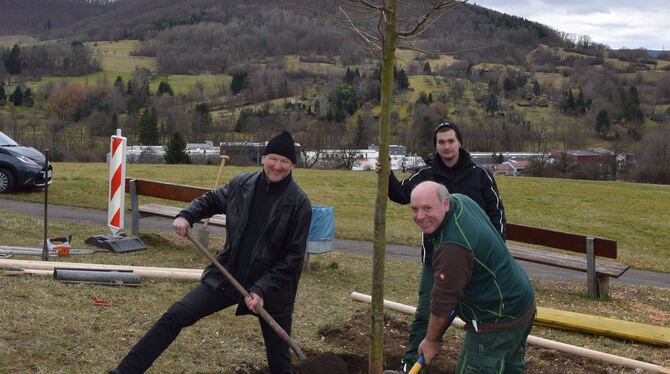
[263,131,296,164]
[433,121,463,146]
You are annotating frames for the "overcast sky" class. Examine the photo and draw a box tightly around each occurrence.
[471,0,669,50]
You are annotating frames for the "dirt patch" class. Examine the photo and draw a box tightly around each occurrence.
[234,310,640,374]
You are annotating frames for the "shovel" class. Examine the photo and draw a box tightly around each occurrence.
[186,231,307,360]
[408,310,457,374]
[197,155,230,251]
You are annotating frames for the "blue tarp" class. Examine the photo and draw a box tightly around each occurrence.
[308,205,334,241]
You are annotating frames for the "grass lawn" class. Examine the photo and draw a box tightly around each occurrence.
[0,208,667,373]
[0,162,668,373]
[2,162,669,273]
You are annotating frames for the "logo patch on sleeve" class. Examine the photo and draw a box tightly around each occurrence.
[439,272,446,280]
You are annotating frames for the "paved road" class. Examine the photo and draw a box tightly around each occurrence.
[1,198,668,289]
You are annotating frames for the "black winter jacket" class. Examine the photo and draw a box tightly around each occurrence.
[388,149,506,264]
[179,171,312,316]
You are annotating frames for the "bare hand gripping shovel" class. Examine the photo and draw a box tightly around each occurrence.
[186,232,307,360]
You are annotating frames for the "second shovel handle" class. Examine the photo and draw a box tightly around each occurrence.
[185,232,307,360]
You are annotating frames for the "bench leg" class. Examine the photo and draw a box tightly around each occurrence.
[596,274,609,299]
[586,237,599,298]
[303,251,310,272]
[129,180,140,235]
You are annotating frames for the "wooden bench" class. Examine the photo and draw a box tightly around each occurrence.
[125,178,332,263]
[124,178,226,235]
[506,223,629,298]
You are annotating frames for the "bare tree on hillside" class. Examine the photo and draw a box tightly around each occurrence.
[329,1,465,372]
[632,129,670,184]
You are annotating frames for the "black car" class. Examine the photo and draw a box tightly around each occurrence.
[0,131,52,193]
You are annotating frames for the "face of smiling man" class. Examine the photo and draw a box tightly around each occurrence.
[261,153,295,182]
[410,181,450,235]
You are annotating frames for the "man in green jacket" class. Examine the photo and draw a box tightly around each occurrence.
[386,181,535,373]
[378,121,506,372]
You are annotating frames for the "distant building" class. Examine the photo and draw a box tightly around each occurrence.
[367,144,407,156]
[302,145,425,172]
[219,140,301,166]
[550,148,615,164]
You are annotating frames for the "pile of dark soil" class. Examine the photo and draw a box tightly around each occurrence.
[234,310,639,374]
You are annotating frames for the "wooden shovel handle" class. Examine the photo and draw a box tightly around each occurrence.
[185,232,306,360]
[203,155,230,230]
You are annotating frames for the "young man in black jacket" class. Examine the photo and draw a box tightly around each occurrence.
[111,131,312,374]
[378,122,506,373]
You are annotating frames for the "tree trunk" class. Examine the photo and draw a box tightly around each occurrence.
[369,1,397,373]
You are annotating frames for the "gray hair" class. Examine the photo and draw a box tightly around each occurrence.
[436,183,450,202]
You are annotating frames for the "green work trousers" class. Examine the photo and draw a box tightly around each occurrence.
[455,313,535,374]
[402,264,434,370]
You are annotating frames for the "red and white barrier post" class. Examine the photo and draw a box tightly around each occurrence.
[108,129,127,235]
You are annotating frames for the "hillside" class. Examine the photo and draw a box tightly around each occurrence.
[1,0,669,183]
[0,0,109,36]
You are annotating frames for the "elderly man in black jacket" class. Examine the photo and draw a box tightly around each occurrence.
[111,131,312,374]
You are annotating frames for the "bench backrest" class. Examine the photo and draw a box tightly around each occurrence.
[507,223,617,259]
[124,178,210,203]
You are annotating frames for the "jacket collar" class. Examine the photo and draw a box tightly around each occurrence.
[245,170,299,204]
[431,148,474,175]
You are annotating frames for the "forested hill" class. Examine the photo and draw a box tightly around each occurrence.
[2,0,573,71]
[0,0,109,36]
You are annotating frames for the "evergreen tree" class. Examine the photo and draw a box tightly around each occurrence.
[193,102,212,139]
[3,44,21,75]
[230,71,248,95]
[516,74,528,88]
[326,84,358,123]
[423,61,431,74]
[395,68,409,90]
[344,67,360,84]
[110,112,119,134]
[416,115,435,159]
[624,86,643,123]
[164,131,190,164]
[503,77,517,91]
[114,76,124,92]
[138,108,159,145]
[576,87,586,114]
[416,91,433,105]
[563,89,576,112]
[158,80,174,96]
[11,86,23,106]
[595,109,610,136]
[354,114,366,148]
[126,80,134,96]
[533,80,541,96]
[485,91,499,116]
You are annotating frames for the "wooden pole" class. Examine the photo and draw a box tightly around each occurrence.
[41,149,49,261]
[350,292,670,374]
[198,155,230,250]
[0,259,202,281]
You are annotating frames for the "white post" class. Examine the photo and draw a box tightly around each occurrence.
[108,129,127,235]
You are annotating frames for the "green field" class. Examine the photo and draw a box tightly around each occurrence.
[3,162,669,273]
[87,40,157,72]
[0,229,666,373]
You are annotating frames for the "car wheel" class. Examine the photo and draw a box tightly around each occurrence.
[0,168,15,193]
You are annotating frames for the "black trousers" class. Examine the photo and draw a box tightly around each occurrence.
[113,283,293,374]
